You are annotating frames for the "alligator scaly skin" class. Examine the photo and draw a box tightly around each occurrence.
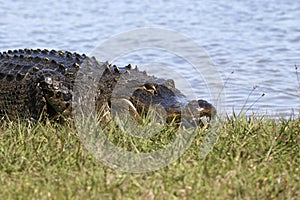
[0,49,216,125]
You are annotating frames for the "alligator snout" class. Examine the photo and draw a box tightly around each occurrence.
[185,99,216,119]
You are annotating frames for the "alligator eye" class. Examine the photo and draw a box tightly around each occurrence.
[143,83,157,95]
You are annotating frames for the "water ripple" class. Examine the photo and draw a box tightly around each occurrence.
[0,0,299,117]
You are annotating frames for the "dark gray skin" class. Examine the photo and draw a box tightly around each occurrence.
[130,83,216,125]
[0,49,216,126]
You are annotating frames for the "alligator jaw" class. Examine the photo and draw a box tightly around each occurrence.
[181,99,216,127]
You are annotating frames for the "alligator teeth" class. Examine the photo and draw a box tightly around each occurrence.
[196,107,204,112]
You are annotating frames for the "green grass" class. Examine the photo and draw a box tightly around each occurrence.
[0,114,299,200]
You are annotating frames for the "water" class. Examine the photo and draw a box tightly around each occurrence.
[0,0,299,117]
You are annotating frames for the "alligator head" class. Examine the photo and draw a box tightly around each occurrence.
[127,81,216,127]
[94,64,217,127]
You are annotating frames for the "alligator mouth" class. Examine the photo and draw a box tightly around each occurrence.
[166,99,216,127]
[181,99,216,127]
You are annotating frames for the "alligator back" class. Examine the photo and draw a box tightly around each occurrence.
[0,49,91,121]
[0,49,178,122]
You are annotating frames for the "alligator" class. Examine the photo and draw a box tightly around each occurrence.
[0,49,216,127]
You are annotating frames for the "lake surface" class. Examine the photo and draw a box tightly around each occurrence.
[0,0,299,117]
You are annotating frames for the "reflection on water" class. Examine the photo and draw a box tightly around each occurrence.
[0,0,299,117]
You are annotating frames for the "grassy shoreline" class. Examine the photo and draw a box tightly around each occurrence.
[0,115,299,199]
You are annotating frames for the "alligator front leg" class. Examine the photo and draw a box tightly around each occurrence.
[28,69,72,122]
[27,80,47,122]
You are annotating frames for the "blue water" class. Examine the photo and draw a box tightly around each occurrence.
[0,0,300,117]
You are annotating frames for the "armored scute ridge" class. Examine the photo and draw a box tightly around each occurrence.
[0,49,216,126]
